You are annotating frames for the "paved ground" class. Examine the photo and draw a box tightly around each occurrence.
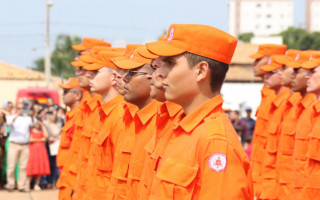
[0,188,58,200]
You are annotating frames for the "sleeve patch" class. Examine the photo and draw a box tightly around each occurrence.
[208,153,227,172]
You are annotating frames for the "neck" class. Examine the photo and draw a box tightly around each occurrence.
[136,97,154,110]
[317,93,320,101]
[101,87,119,103]
[275,86,287,95]
[70,101,80,110]
[300,89,307,98]
[182,92,218,115]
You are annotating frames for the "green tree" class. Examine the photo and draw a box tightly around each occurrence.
[32,34,81,79]
[238,32,254,43]
[279,27,320,50]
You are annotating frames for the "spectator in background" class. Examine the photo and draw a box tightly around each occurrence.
[5,103,35,192]
[229,110,250,144]
[235,124,244,145]
[241,106,256,137]
[26,120,50,191]
[43,109,61,189]
[244,137,253,161]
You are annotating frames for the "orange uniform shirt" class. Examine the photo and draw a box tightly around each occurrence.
[301,100,320,199]
[138,101,183,200]
[106,103,139,200]
[73,94,103,200]
[57,91,91,200]
[252,85,276,196]
[259,88,291,200]
[84,95,125,200]
[292,93,317,199]
[148,95,253,200]
[126,100,161,200]
[56,105,81,200]
[275,92,302,200]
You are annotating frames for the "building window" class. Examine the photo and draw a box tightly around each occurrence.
[266,14,271,18]
[266,25,271,29]
[256,3,261,7]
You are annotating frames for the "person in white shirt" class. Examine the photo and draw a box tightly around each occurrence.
[5,103,35,192]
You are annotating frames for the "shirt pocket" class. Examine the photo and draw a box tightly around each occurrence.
[266,122,279,153]
[95,130,112,172]
[307,125,320,162]
[114,136,135,180]
[156,158,199,200]
[279,122,296,155]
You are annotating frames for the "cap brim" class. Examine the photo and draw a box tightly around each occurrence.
[147,41,185,57]
[59,83,72,89]
[286,61,302,68]
[249,53,264,59]
[301,59,320,69]
[71,60,87,67]
[84,62,104,71]
[138,47,158,59]
[72,44,86,51]
[79,55,96,63]
[261,63,281,72]
[272,55,295,65]
[113,59,145,70]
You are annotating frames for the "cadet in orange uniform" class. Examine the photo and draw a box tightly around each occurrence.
[145,24,253,199]
[272,50,302,200]
[249,44,286,197]
[82,50,124,200]
[289,51,317,200]
[59,38,109,199]
[112,48,161,200]
[56,78,84,200]
[301,57,320,199]
[258,57,291,200]
[136,46,184,199]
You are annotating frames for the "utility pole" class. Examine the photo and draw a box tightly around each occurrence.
[45,0,53,88]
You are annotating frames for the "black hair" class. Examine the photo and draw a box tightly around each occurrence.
[183,52,229,92]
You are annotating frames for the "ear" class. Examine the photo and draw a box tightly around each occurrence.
[194,61,210,82]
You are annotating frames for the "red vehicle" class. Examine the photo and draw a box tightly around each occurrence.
[16,88,60,106]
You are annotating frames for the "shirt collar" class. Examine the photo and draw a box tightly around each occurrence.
[136,100,161,125]
[101,95,124,116]
[123,103,139,120]
[273,88,291,107]
[261,85,275,97]
[66,105,80,120]
[314,100,320,113]
[177,95,223,133]
[160,101,183,118]
[288,92,302,107]
[301,93,316,109]
[87,94,102,111]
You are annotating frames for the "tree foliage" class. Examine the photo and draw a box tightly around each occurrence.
[238,32,254,43]
[32,34,81,79]
[279,27,320,50]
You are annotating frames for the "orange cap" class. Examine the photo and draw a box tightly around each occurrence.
[71,59,88,67]
[250,44,287,59]
[59,77,84,91]
[146,24,238,64]
[137,46,158,59]
[272,49,300,65]
[301,59,320,69]
[301,51,320,69]
[123,44,144,57]
[286,51,315,68]
[137,35,166,59]
[84,51,123,71]
[72,38,111,51]
[112,47,152,69]
[261,57,282,72]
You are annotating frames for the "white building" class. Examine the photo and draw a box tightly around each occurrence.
[306,0,320,32]
[228,0,294,37]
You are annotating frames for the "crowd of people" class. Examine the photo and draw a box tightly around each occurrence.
[0,98,65,192]
[0,23,320,200]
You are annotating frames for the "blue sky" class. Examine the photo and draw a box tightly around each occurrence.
[0,0,305,68]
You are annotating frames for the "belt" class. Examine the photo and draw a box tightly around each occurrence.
[10,141,29,145]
